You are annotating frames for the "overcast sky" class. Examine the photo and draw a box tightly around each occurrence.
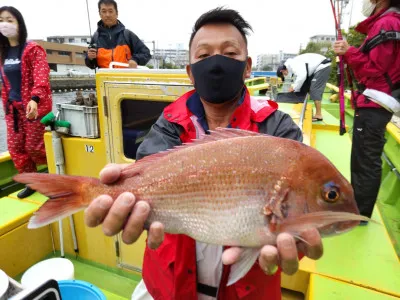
[1,0,366,58]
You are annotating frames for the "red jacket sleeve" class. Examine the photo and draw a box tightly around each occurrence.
[344,17,398,80]
[29,45,51,101]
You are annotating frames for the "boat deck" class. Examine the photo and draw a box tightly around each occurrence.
[12,253,140,300]
[1,97,399,299]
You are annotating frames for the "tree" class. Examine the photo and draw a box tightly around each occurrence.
[261,65,273,71]
[162,62,180,69]
[345,26,366,48]
[299,42,331,55]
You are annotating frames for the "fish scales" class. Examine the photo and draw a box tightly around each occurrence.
[129,136,300,246]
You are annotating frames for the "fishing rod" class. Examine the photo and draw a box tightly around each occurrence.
[330,0,347,136]
[85,0,97,74]
[86,0,93,38]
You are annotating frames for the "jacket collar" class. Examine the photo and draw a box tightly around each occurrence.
[356,8,399,34]
[97,19,125,33]
[164,87,278,130]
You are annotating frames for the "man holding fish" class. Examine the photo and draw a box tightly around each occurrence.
[15,7,370,300]
[82,8,335,300]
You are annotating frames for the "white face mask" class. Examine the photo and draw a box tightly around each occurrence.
[362,0,377,17]
[0,22,18,38]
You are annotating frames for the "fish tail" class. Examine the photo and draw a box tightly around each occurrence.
[13,173,100,229]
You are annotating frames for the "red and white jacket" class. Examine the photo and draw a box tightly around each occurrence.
[136,88,303,300]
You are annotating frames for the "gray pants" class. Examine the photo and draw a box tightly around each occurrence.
[309,65,332,100]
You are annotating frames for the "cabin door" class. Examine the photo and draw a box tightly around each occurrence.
[102,78,193,273]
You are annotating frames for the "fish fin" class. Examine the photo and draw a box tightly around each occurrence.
[121,128,270,180]
[292,234,311,247]
[13,173,98,229]
[227,248,260,286]
[278,211,378,235]
[264,184,290,220]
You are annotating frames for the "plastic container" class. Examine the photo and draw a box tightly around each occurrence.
[58,280,106,300]
[21,258,74,289]
[56,103,99,138]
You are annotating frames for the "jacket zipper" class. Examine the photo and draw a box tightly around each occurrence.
[108,30,114,62]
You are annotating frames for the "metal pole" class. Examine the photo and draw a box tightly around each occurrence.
[298,96,308,131]
[348,0,355,29]
[52,118,79,256]
[59,220,64,258]
[382,152,400,180]
[69,216,79,256]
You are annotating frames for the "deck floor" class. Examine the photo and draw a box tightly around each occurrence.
[303,106,400,299]
[13,253,140,300]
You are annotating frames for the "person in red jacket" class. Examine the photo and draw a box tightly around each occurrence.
[84,7,324,300]
[0,6,52,199]
[334,0,400,223]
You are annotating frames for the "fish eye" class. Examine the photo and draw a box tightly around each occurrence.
[322,184,340,203]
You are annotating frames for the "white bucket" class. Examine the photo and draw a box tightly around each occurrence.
[21,258,74,289]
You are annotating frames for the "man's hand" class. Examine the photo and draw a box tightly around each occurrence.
[128,59,138,68]
[288,87,295,93]
[87,48,97,60]
[84,163,165,249]
[222,229,323,276]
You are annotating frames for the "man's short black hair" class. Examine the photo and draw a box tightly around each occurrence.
[98,0,118,12]
[189,7,253,49]
[276,65,287,82]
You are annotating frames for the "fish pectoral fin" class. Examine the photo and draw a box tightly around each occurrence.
[263,185,290,223]
[227,248,260,286]
[278,211,376,234]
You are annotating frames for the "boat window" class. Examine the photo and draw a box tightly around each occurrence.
[120,99,171,159]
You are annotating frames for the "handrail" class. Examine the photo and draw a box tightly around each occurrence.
[108,62,150,69]
[298,97,308,130]
[382,152,400,180]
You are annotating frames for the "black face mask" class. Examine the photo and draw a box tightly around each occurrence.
[190,55,247,104]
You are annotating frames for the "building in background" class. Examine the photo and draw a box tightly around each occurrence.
[256,51,297,71]
[47,35,92,47]
[310,34,336,43]
[34,40,93,75]
[150,44,189,69]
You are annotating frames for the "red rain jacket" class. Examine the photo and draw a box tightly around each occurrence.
[344,8,400,108]
[1,41,52,117]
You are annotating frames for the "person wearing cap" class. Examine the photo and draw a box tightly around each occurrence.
[277,53,332,121]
